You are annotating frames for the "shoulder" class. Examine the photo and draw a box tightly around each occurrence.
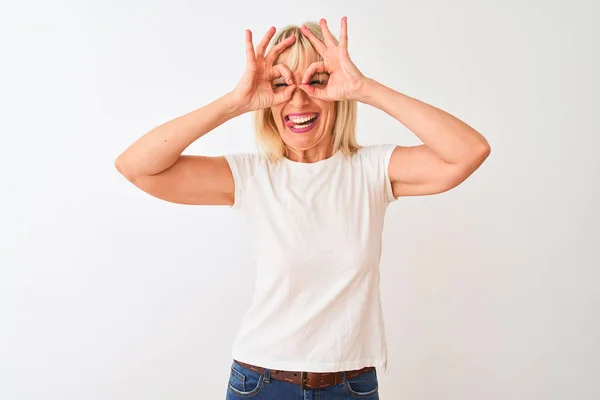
[355,144,399,164]
[223,152,266,165]
[354,144,399,203]
[223,152,269,186]
[223,152,271,210]
[223,152,270,174]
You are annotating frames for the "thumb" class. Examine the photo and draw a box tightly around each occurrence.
[273,84,297,104]
[299,84,327,100]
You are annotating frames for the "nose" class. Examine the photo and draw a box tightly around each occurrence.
[288,85,310,108]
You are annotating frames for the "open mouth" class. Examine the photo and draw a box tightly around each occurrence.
[284,113,320,133]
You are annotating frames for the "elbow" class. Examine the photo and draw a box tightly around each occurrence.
[459,141,491,172]
[470,142,491,173]
[115,156,126,173]
[473,136,491,163]
[480,142,491,160]
[115,155,135,178]
[481,136,491,155]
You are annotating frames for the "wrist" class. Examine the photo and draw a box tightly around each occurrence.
[222,91,250,117]
[350,77,377,104]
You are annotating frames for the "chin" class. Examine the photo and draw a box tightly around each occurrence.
[282,129,330,149]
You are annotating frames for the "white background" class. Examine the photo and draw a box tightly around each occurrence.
[1,0,598,399]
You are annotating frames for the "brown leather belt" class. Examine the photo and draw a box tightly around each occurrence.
[233,359,374,390]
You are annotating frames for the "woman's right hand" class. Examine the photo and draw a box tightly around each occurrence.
[230,27,297,113]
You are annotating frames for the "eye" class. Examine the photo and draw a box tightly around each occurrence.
[309,73,329,86]
[273,82,288,88]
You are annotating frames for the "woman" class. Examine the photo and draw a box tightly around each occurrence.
[115,18,490,400]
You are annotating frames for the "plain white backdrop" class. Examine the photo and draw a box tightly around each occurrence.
[1,0,598,399]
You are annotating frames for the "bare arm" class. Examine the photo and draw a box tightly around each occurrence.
[299,18,491,198]
[357,78,491,197]
[114,93,244,205]
[115,93,243,177]
[114,27,297,206]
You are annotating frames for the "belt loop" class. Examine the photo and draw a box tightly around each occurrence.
[300,371,307,390]
[264,367,270,383]
[341,371,346,384]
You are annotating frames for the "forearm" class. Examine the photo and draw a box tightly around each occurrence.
[356,78,490,164]
[115,92,244,176]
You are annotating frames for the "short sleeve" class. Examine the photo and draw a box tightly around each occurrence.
[361,144,398,204]
[223,152,262,210]
[381,144,398,203]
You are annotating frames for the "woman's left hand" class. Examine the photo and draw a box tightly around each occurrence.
[299,17,368,102]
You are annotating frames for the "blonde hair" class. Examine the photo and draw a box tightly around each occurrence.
[253,22,362,163]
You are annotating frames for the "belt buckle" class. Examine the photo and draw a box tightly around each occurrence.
[300,371,308,389]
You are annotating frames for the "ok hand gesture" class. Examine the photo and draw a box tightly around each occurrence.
[299,18,368,102]
[231,27,297,112]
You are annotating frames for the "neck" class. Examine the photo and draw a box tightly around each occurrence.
[285,143,335,163]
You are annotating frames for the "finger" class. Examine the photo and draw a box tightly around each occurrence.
[245,30,256,65]
[272,63,294,85]
[265,35,296,65]
[300,24,328,55]
[273,84,297,104]
[256,26,276,58]
[299,84,326,100]
[319,18,337,47]
[300,61,326,84]
[339,16,348,50]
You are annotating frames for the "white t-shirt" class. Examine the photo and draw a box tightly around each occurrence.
[223,143,398,373]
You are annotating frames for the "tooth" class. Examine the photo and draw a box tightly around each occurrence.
[290,114,316,123]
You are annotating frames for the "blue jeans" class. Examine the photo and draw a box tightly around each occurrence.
[226,360,380,399]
